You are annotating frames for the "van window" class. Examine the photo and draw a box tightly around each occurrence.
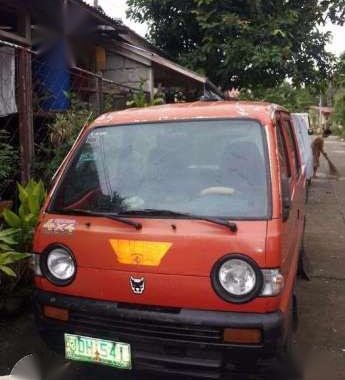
[276,123,291,178]
[50,120,270,219]
[284,119,301,175]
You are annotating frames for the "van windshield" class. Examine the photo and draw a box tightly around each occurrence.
[49,120,270,219]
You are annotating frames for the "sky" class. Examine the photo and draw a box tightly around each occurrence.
[86,0,345,57]
[87,0,148,36]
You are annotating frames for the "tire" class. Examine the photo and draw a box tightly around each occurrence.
[280,333,304,379]
[278,293,304,380]
[292,292,299,332]
[305,182,310,203]
[298,218,311,281]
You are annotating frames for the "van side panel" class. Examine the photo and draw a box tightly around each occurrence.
[268,112,305,314]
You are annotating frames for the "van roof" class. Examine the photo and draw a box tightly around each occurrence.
[91,100,288,128]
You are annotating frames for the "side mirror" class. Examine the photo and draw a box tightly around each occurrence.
[282,176,291,222]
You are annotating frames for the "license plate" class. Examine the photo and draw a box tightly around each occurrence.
[65,334,131,369]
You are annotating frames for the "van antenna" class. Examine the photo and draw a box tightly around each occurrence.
[200,81,224,101]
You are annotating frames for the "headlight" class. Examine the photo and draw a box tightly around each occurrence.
[41,245,76,286]
[219,259,256,295]
[47,249,75,280]
[212,255,263,304]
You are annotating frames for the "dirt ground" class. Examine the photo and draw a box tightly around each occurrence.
[1,136,345,380]
[297,136,345,380]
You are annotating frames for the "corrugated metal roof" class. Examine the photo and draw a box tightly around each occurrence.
[68,0,222,97]
[114,41,223,98]
[69,0,124,27]
[69,0,158,51]
[116,41,207,83]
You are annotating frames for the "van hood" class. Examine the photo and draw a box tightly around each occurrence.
[35,214,267,276]
[34,215,273,312]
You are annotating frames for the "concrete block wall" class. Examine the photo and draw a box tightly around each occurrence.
[103,53,153,96]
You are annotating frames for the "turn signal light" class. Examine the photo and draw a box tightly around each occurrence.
[43,305,69,322]
[223,328,262,344]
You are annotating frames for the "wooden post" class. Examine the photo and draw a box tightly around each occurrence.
[63,0,69,35]
[17,9,31,42]
[148,67,154,102]
[18,48,34,184]
[96,74,103,115]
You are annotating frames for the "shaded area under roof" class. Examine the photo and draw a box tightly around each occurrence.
[115,41,222,98]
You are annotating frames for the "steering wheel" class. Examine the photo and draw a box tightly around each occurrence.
[200,187,235,196]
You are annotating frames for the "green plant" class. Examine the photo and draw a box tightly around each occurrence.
[33,94,95,184]
[2,180,46,252]
[0,230,30,278]
[126,79,150,108]
[0,180,45,297]
[126,78,165,108]
[0,130,18,198]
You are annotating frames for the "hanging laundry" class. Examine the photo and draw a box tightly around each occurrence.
[0,46,17,117]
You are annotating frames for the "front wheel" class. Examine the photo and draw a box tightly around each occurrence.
[298,218,312,281]
[279,334,304,379]
[278,293,304,379]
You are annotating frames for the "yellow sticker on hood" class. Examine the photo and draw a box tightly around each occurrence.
[109,239,172,266]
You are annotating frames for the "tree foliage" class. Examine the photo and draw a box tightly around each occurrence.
[333,90,345,126]
[0,130,18,198]
[334,52,345,87]
[127,0,344,90]
[323,0,345,25]
[33,94,94,184]
[241,83,319,112]
[333,52,345,127]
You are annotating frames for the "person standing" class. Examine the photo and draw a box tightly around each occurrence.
[311,128,332,177]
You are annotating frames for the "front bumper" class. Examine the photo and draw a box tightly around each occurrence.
[33,289,285,378]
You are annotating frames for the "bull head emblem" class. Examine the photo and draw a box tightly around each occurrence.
[130,276,145,295]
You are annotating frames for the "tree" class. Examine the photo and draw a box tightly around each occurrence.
[332,52,345,127]
[241,82,318,112]
[127,0,344,90]
[333,90,345,126]
[324,0,345,25]
[333,52,345,87]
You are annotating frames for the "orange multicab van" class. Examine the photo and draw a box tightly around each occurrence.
[32,101,306,378]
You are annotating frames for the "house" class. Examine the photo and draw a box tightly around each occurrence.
[309,106,334,132]
[0,0,222,183]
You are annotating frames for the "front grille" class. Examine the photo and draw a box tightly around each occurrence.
[70,310,223,344]
[117,302,181,314]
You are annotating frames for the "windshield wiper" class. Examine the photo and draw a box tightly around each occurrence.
[55,208,142,230]
[121,209,237,233]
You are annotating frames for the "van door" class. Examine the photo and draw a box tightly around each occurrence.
[278,112,305,277]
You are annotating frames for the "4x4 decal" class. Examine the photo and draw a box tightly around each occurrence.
[43,219,76,234]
